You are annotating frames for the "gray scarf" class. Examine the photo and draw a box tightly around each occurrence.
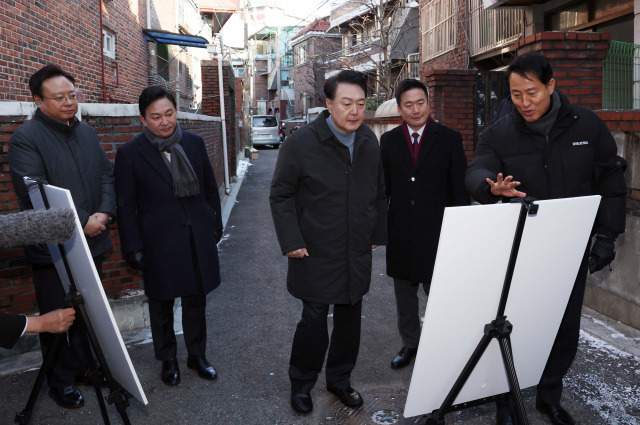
[524,91,561,137]
[144,123,200,198]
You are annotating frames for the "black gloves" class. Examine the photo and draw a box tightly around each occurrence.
[125,250,145,270]
[589,234,616,274]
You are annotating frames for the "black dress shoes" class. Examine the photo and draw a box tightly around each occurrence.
[161,358,181,386]
[535,399,576,425]
[291,392,313,414]
[327,385,364,408]
[391,346,417,369]
[187,356,217,380]
[48,385,84,409]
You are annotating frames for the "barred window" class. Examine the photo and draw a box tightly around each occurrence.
[422,0,456,61]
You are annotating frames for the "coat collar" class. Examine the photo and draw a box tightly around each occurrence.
[396,118,439,172]
[134,133,174,187]
[316,109,371,163]
[34,108,79,135]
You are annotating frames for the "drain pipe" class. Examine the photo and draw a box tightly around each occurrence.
[98,0,107,102]
[217,54,231,195]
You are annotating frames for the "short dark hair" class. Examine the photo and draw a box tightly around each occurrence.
[139,86,177,117]
[324,70,367,100]
[506,52,554,86]
[395,79,429,105]
[28,64,76,98]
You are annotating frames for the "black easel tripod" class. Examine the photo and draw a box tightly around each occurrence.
[15,179,133,425]
[424,197,539,425]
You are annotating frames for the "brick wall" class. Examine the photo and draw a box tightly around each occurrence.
[0,104,224,314]
[418,0,469,78]
[101,0,149,103]
[424,69,476,163]
[0,1,103,102]
[514,32,610,111]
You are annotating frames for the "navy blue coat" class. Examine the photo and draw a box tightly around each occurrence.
[380,121,469,284]
[114,131,222,301]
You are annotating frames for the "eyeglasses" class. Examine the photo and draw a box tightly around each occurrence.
[41,93,78,103]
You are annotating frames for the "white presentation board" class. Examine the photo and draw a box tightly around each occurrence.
[404,196,601,418]
[26,178,148,405]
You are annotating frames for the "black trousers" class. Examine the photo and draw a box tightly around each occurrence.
[537,248,590,405]
[393,278,429,349]
[32,257,103,389]
[289,300,362,394]
[148,231,208,361]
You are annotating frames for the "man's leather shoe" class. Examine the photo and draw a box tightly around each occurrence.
[187,356,217,380]
[391,346,417,369]
[291,392,313,414]
[535,399,576,425]
[161,358,181,385]
[48,385,84,409]
[327,385,364,408]
[496,406,514,425]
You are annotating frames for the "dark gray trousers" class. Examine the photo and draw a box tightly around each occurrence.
[393,278,429,349]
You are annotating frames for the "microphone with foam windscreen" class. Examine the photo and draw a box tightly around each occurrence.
[0,208,76,248]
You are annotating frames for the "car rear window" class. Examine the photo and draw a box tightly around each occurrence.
[252,116,278,127]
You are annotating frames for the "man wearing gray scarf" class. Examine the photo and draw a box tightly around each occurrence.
[466,53,626,425]
[114,87,224,387]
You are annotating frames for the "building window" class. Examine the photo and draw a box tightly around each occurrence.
[422,0,456,60]
[295,44,307,66]
[103,29,116,59]
[157,43,170,82]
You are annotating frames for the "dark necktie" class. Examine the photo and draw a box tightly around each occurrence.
[411,132,420,163]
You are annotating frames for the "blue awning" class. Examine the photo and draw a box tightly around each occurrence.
[143,29,209,48]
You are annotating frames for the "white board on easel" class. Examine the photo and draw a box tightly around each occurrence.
[26,177,148,405]
[404,196,600,418]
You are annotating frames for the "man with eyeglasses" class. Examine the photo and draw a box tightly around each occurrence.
[9,64,116,410]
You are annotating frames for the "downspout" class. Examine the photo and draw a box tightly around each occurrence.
[146,0,151,29]
[99,0,107,102]
[217,55,231,195]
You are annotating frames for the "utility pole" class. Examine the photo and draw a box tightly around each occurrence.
[242,0,251,147]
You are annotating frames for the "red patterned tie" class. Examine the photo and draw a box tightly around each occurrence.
[411,132,420,163]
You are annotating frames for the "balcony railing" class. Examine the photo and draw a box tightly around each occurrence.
[603,40,640,110]
[469,0,523,57]
[325,38,381,62]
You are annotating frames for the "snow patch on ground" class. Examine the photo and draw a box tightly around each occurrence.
[564,331,640,425]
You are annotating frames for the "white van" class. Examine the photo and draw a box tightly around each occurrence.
[250,115,280,148]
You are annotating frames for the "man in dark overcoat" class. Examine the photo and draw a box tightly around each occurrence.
[380,79,469,370]
[270,70,387,414]
[466,53,627,425]
[114,87,223,386]
[9,64,116,409]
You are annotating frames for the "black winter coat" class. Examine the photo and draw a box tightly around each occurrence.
[270,111,387,305]
[381,121,469,284]
[466,91,627,237]
[0,312,26,350]
[114,131,223,301]
[9,109,116,264]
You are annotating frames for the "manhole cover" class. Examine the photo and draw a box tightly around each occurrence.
[323,388,422,424]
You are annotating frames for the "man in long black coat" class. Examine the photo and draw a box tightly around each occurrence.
[466,53,626,425]
[114,87,223,387]
[380,79,469,370]
[270,70,387,414]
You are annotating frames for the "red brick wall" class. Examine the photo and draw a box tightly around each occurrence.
[101,0,149,103]
[514,32,610,111]
[201,60,243,179]
[424,69,476,163]
[0,1,103,102]
[0,110,223,314]
[418,0,469,77]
